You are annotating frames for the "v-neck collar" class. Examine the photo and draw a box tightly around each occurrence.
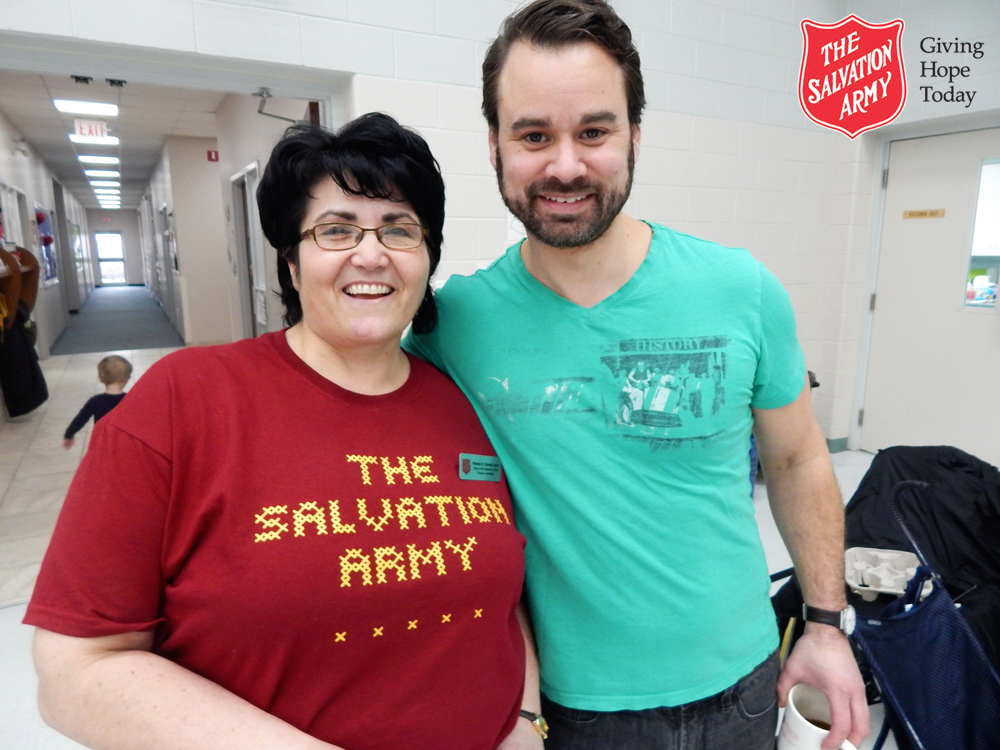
[510,220,660,319]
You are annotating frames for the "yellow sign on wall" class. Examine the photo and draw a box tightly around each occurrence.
[903,209,945,218]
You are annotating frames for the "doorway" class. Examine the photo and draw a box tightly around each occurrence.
[94,232,126,285]
[231,163,267,339]
[860,128,1000,465]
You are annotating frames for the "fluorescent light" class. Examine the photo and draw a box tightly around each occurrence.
[84,170,120,178]
[69,134,119,146]
[54,99,118,117]
[89,180,120,187]
[94,189,120,195]
[78,155,120,165]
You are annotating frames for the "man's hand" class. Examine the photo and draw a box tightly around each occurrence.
[496,715,546,750]
[778,625,869,749]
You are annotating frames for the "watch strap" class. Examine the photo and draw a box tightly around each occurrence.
[803,603,843,629]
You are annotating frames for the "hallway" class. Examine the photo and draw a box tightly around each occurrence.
[51,285,184,355]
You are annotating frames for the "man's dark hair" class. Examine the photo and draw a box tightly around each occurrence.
[256,113,445,333]
[482,0,645,131]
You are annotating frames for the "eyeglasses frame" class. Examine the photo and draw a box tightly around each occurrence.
[299,221,428,251]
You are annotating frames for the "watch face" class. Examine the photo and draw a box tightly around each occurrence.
[843,605,856,636]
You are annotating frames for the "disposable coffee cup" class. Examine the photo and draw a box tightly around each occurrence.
[777,683,857,750]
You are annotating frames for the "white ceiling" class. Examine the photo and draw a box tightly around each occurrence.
[0,70,227,210]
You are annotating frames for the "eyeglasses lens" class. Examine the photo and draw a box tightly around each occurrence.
[312,223,423,250]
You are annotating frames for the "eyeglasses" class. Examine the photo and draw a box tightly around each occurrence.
[300,222,427,251]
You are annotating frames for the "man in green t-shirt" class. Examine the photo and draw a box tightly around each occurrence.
[406,2,869,748]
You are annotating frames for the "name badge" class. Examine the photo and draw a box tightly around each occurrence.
[459,453,502,482]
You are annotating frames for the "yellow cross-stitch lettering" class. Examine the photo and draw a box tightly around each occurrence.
[340,548,374,587]
[335,632,347,642]
[395,497,427,530]
[474,609,483,618]
[357,497,393,532]
[408,620,418,630]
[381,456,413,485]
[327,500,357,533]
[465,497,495,523]
[346,455,379,485]
[410,455,440,483]
[454,497,472,524]
[373,627,384,637]
[293,501,328,537]
[441,614,452,623]
[254,505,289,542]
[407,541,447,579]
[423,495,454,526]
[443,537,478,571]
[373,546,407,584]
[486,498,511,524]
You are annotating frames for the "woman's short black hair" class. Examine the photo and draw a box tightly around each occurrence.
[256,112,445,333]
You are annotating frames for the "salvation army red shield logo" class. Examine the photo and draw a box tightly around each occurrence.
[799,15,905,138]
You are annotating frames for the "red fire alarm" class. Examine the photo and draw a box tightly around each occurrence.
[207,150,219,162]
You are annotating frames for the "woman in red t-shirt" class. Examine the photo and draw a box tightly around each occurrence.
[26,113,544,750]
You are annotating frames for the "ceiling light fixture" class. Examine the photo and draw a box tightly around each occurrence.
[54,99,118,117]
[78,155,120,165]
[94,189,120,195]
[69,134,119,146]
[84,169,120,178]
[89,180,120,187]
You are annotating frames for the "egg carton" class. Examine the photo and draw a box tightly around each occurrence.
[844,547,928,602]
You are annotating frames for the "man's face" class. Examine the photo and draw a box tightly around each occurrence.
[490,41,639,249]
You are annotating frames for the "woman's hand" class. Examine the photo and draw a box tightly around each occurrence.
[496,716,545,750]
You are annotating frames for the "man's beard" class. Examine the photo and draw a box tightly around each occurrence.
[495,146,635,249]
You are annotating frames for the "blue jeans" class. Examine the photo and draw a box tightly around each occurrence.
[541,650,780,750]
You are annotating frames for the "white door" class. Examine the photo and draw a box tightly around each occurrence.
[231,164,268,339]
[860,128,1000,465]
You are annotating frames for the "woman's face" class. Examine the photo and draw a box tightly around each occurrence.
[289,176,430,353]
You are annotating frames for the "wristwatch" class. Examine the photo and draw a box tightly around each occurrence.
[803,603,856,636]
[519,709,549,739]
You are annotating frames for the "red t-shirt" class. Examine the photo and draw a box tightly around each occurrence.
[26,332,526,749]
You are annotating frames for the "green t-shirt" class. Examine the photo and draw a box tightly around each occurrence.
[405,222,805,710]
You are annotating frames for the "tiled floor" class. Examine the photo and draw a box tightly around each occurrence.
[1,347,181,749]
[0,354,889,748]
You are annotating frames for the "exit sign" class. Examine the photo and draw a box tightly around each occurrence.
[75,119,109,138]
[207,150,219,162]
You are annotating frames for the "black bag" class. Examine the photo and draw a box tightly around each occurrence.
[0,300,48,417]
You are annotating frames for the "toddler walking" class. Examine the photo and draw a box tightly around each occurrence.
[62,355,132,449]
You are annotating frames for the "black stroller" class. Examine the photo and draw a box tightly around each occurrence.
[772,445,1000,750]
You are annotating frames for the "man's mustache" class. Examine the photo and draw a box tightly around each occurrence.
[526,177,596,196]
